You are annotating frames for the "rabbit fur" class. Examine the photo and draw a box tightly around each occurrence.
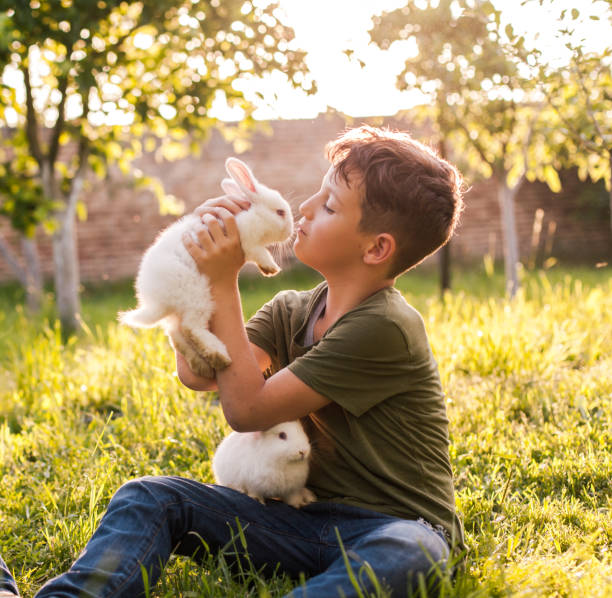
[213,420,317,508]
[118,157,294,378]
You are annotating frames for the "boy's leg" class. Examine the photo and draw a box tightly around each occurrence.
[0,556,19,596]
[35,476,326,598]
[288,507,450,598]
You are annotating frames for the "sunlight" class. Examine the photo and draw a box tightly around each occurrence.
[236,0,611,120]
[132,32,154,50]
[261,0,412,118]
[1,0,609,125]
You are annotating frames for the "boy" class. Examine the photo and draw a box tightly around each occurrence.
[0,125,464,597]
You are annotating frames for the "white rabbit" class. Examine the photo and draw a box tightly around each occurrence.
[119,157,294,378]
[212,420,317,508]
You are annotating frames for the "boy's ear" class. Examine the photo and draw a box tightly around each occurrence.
[363,233,396,266]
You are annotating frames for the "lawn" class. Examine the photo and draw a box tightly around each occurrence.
[0,262,611,597]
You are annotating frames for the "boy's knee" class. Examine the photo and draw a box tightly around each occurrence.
[351,520,450,593]
[110,476,173,510]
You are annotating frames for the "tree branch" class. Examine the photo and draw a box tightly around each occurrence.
[539,73,604,155]
[22,62,44,166]
[66,98,90,208]
[573,59,607,144]
[546,92,604,156]
[521,105,542,173]
[0,234,28,287]
[454,113,492,167]
[49,75,69,166]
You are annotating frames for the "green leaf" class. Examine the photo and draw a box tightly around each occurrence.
[542,165,562,193]
[76,200,88,222]
[0,0,312,241]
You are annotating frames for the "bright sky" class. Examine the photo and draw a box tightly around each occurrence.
[1,0,609,126]
[211,0,611,120]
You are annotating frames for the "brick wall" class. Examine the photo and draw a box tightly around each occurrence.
[0,113,609,283]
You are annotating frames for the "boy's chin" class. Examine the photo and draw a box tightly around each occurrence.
[292,239,305,260]
[293,244,316,272]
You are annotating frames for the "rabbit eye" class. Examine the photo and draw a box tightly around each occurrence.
[276,209,286,217]
[278,432,287,440]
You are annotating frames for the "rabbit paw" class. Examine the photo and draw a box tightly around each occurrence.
[208,350,232,372]
[285,487,317,509]
[248,492,266,505]
[258,264,280,277]
[181,327,232,372]
[247,247,281,277]
[189,355,215,379]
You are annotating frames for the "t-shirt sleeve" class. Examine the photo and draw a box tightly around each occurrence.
[245,298,278,362]
[288,313,427,417]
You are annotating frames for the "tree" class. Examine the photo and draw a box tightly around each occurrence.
[370,0,515,294]
[0,0,312,333]
[0,130,56,311]
[371,0,559,297]
[532,0,612,252]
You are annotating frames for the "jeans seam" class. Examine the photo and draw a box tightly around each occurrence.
[181,495,334,548]
[105,491,348,596]
[416,516,451,548]
[110,501,176,597]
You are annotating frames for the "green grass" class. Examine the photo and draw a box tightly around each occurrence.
[1,262,611,597]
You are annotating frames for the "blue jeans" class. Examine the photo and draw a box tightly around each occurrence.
[0,476,449,597]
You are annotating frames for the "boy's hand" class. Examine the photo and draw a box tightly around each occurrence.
[183,202,246,285]
[194,196,250,218]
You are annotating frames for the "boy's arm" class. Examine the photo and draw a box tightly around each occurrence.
[208,278,330,431]
[183,207,330,432]
[175,350,215,390]
[175,342,272,392]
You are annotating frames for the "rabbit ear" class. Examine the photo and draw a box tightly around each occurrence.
[225,157,257,195]
[221,178,246,199]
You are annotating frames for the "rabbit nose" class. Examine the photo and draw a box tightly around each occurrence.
[299,450,305,458]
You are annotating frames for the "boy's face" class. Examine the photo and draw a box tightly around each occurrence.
[294,166,372,276]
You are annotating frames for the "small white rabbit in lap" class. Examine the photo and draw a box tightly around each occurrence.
[213,420,317,509]
[119,157,293,378]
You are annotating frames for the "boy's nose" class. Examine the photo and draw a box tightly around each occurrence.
[299,195,315,218]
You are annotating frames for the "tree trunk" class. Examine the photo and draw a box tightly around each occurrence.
[608,153,612,258]
[44,161,83,335]
[52,209,81,334]
[0,233,43,312]
[438,138,452,295]
[21,235,43,312]
[497,176,521,298]
[439,242,451,297]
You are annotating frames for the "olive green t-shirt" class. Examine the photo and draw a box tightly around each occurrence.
[245,281,464,547]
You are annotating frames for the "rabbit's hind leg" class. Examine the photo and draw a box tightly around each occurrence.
[181,315,232,372]
[284,487,317,509]
[169,327,215,379]
[246,247,280,276]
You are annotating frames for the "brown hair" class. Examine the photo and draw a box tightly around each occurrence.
[326,125,464,277]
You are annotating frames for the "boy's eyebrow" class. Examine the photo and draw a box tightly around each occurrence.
[329,192,343,205]
[325,170,344,205]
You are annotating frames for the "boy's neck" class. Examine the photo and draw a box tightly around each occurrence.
[319,270,395,328]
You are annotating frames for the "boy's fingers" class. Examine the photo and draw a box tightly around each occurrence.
[194,196,226,216]
[218,208,240,239]
[198,214,222,245]
[230,197,251,211]
[201,207,242,240]
[195,196,250,216]
[215,197,250,214]
[182,232,203,258]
